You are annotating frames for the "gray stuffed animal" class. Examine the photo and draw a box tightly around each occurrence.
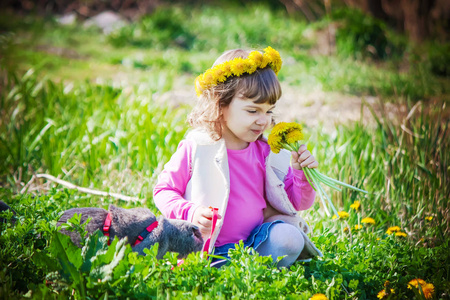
[57,205,204,259]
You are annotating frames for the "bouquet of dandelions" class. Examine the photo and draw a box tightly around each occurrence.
[268,122,368,218]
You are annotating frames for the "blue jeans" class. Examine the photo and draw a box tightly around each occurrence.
[211,220,284,265]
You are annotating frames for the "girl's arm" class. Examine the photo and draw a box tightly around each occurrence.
[284,144,318,210]
[283,168,316,211]
[153,140,199,222]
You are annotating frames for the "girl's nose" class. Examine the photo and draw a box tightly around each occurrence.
[256,115,270,126]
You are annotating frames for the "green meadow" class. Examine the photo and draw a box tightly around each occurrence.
[0,3,449,299]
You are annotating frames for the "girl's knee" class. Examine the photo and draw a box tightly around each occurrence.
[269,223,305,255]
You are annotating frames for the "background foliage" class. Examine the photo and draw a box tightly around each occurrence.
[0,2,449,299]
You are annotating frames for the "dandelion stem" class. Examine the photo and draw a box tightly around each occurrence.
[309,171,331,217]
[309,169,342,192]
[315,172,368,193]
[302,167,317,192]
[303,168,339,218]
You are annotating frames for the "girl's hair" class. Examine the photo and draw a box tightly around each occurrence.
[188,49,282,140]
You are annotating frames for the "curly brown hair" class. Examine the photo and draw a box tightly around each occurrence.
[188,49,282,140]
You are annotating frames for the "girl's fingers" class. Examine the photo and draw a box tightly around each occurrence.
[291,145,319,170]
[307,161,319,169]
[197,216,212,228]
[298,144,307,155]
[301,156,318,168]
[299,150,312,162]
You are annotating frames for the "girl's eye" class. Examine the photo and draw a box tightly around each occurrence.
[267,111,273,114]
[247,110,257,114]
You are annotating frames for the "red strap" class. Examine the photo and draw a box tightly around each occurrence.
[202,207,219,254]
[103,213,158,247]
[133,221,159,246]
[103,213,112,245]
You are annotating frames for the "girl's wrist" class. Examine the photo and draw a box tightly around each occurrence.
[187,204,202,223]
[292,168,308,181]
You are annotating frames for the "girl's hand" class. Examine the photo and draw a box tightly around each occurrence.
[192,206,222,239]
[291,144,319,170]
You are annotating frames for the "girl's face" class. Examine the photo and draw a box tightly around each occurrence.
[221,94,275,150]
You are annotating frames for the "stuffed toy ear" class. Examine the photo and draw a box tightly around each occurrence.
[109,204,133,219]
[108,204,119,213]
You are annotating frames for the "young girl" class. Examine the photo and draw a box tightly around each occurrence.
[153,47,322,267]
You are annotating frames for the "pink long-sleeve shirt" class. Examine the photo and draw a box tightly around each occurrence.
[153,139,315,247]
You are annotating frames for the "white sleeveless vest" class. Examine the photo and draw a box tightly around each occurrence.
[183,129,322,261]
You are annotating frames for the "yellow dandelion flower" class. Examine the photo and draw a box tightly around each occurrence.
[221,63,232,77]
[425,216,433,221]
[343,227,349,232]
[195,46,282,96]
[267,134,283,154]
[270,122,292,136]
[202,70,215,86]
[264,46,282,74]
[395,231,407,237]
[408,279,427,290]
[422,283,435,299]
[350,200,361,210]
[386,226,401,234]
[361,217,376,224]
[212,66,227,83]
[195,75,204,96]
[268,122,304,153]
[285,130,304,144]
[377,289,387,299]
[332,211,349,219]
[310,293,328,300]
[230,58,246,77]
[354,224,363,230]
[377,289,395,299]
[248,50,264,66]
[338,211,349,219]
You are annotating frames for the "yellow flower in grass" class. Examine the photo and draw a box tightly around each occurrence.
[377,289,395,299]
[332,211,349,219]
[425,216,433,221]
[361,217,376,225]
[408,279,435,299]
[422,283,435,299]
[350,200,361,211]
[310,294,328,300]
[395,231,407,237]
[377,280,395,299]
[354,224,363,230]
[386,226,401,234]
[408,278,427,289]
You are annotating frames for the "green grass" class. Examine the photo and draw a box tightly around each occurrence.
[1,67,449,300]
[0,3,449,299]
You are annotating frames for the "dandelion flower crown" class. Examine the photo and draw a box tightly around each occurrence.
[195,46,282,96]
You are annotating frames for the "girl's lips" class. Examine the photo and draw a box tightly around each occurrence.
[251,129,263,135]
